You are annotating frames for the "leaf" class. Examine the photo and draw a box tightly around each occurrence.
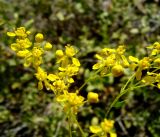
[113,100,126,108]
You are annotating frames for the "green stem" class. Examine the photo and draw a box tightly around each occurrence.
[106,82,148,118]
[106,74,135,117]
[78,69,102,92]
[73,114,86,137]
[68,114,72,137]
[120,74,135,92]
[90,134,98,137]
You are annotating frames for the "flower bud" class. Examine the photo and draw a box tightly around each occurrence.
[111,65,124,77]
[154,58,160,64]
[35,33,44,42]
[56,50,64,57]
[44,42,52,50]
[87,92,99,103]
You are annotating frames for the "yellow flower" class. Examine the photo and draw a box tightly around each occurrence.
[35,33,44,42]
[100,119,114,132]
[56,50,64,57]
[7,27,30,38]
[154,58,160,65]
[56,93,84,114]
[111,65,124,77]
[58,64,79,76]
[116,45,126,55]
[53,80,67,92]
[148,42,160,56]
[44,42,52,50]
[92,46,129,76]
[129,56,150,80]
[89,119,117,136]
[65,45,77,57]
[32,47,43,57]
[35,67,47,81]
[35,67,48,90]
[17,50,30,57]
[10,38,32,52]
[87,92,99,103]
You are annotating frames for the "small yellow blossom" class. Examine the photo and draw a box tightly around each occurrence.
[154,58,160,65]
[35,33,44,42]
[90,119,117,137]
[100,119,114,132]
[129,56,150,80]
[44,42,52,50]
[35,67,47,81]
[56,93,84,114]
[32,47,43,57]
[92,46,129,76]
[116,45,126,55]
[56,50,64,57]
[65,45,77,57]
[148,42,160,56]
[35,67,48,90]
[7,27,30,38]
[111,65,124,77]
[87,92,99,103]
[17,50,30,57]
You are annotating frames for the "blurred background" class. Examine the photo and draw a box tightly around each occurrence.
[0,0,160,136]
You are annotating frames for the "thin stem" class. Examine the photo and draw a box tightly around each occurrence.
[68,114,72,137]
[73,114,86,137]
[120,74,135,92]
[106,88,128,117]
[90,134,98,137]
[78,69,102,92]
[106,82,148,118]
[106,74,135,117]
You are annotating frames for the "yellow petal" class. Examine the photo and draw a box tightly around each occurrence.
[129,56,139,62]
[95,54,103,60]
[121,55,129,67]
[89,126,102,134]
[68,78,74,83]
[7,32,16,37]
[72,57,80,66]
[151,49,158,56]
[92,63,102,70]
[11,43,18,51]
[56,95,67,102]
[110,132,117,137]
[47,74,58,81]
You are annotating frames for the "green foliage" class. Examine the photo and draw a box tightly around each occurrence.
[1,0,160,136]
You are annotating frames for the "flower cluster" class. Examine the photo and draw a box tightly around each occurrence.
[89,119,117,137]
[93,46,129,77]
[7,27,86,115]
[7,27,52,68]
[92,43,160,89]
